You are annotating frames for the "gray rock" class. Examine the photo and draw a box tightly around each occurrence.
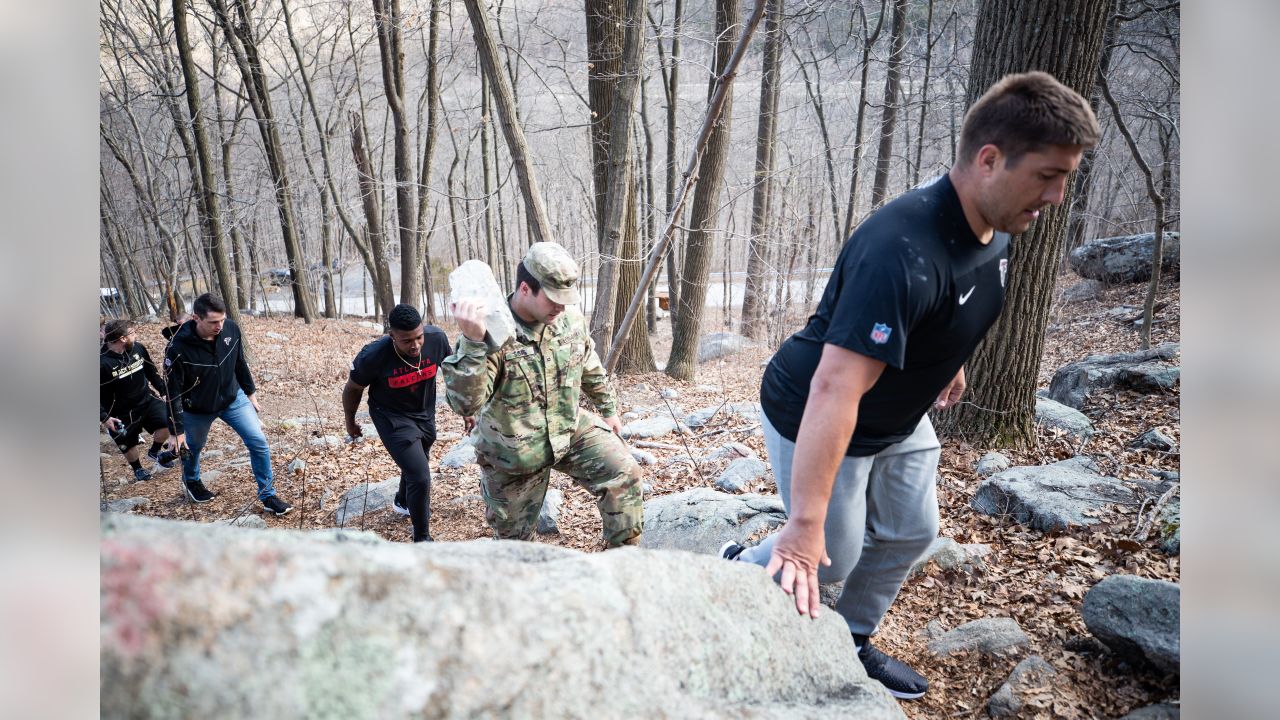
[715,457,768,493]
[927,617,1030,657]
[697,332,755,363]
[641,488,787,555]
[1061,279,1105,304]
[976,452,1012,477]
[621,416,680,439]
[907,537,974,578]
[448,494,483,507]
[201,449,225,460]
[1131,429,1177,452]
[622,411,645,421]
[101,497,150,513]
[448,260,516,349]
[101,513,906,719]
[358,320,381,330]
[1069,232,1181,284]
[708,442,756,461]
[265,331,289,341]
[987,655,1057,717]
[199,469,225,488]
[1083,575,1180,674]
[1117,703,1181,719]
[214,514,269,530]
[308,435,343,449]
[684,402,762,429]
[537,488,564,535]
[1157,500,1180,555]
[972,457,1136,531]
[227,456,252,468]
[634,383,651,393]
[358,423,379,440]
[333,477,400,525]
[287,458,306,474]
[281,416,327,431]
[641,483,653,495]
[660,388,679,400]
[629,449,658,466]
[438,436,478,469]
[318,488,333,512]
[1047,344,1180,409]
[1035,397,1096,441]
[693,384,722,393]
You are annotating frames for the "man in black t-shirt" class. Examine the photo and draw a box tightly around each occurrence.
[100,319,178,482]
[342,304,456,542]
[720,72,1100,700]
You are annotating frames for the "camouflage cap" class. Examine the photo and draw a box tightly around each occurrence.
[522,242,581,305]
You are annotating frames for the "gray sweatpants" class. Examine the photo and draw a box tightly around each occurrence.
[739,414,941,636]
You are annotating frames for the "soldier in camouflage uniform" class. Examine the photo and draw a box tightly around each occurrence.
[442,242,643,548]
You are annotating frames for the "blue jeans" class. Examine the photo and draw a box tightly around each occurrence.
[180,389,276,500]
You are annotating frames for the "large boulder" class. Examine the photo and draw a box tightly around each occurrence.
[438,436,478,469]
[1035,397,1095,441]
[620,416,682,439]
[1047,344,1180,410]
[1068,232,1181,283]
[1083,575,1180,674]
[641,488,787,555]
[715,457,769,494]
[971,457,1137,532]
[101,513,904,719]
[698,332,755,363]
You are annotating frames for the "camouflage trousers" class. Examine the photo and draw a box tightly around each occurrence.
[477,413,643,548]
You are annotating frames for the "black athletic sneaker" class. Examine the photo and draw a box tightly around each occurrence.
[854,635,928,700]
[718,541,746,561]
[261,495,293,516]
[148,448,179,469]
[133,466,153,482]
[183,480,215,503]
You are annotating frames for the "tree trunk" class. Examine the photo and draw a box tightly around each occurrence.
[372,0,421,307]
[842,0,887,238]
[209,0,316,321]
[587,0,648,355]
[415,0,443,322]
[1064,10,1119,268]
[869,0,908,209]
[665,0,741,381]
[911,0,936,187]
[174,0,238,320]
[934,0,1114,448]
[460,0,553,243]
[654,0,685,322]
[740,0,783,339]
[350,111,397,317]
[612,165,656,374]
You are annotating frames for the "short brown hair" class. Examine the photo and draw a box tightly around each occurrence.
[957,71,1099,166]
[192,292,227,317]
[103,319,135,343]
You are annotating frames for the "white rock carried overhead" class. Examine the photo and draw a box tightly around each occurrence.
[448,260,516,350]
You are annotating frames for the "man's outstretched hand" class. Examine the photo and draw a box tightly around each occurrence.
[763,518,832,618]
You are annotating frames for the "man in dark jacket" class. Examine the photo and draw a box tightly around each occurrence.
[164,293,291,515]
[100,319,178,482]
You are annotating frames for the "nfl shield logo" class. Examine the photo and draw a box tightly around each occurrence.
[999,258,1008,287]
[224,337,232,345]
[870,323,892,344]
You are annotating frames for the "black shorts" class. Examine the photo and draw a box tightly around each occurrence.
[110,397,169,452]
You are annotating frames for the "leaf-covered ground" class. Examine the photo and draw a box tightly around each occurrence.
[101,275,1179,717]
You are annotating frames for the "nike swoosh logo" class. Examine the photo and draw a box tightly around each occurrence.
[958,286,976,305]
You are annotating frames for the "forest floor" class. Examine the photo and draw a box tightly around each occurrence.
[101,274,1180,718]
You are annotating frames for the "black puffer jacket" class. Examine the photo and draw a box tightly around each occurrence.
[163,319,256,433]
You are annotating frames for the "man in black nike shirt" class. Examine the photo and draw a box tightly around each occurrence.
[99,319,177,482]
[720,72,1100,700]
[342,304,456,542]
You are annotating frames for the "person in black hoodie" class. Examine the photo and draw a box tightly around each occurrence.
[164,293,291,515]
[100,319,178,482]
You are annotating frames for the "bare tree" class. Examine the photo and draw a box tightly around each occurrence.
[739,0,783,339]
[869,0,908,209]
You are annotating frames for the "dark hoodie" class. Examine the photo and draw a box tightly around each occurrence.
[163,318,256,434]
[99,341,165,422]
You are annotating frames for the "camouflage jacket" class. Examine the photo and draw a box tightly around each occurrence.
[442,305,618,474]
